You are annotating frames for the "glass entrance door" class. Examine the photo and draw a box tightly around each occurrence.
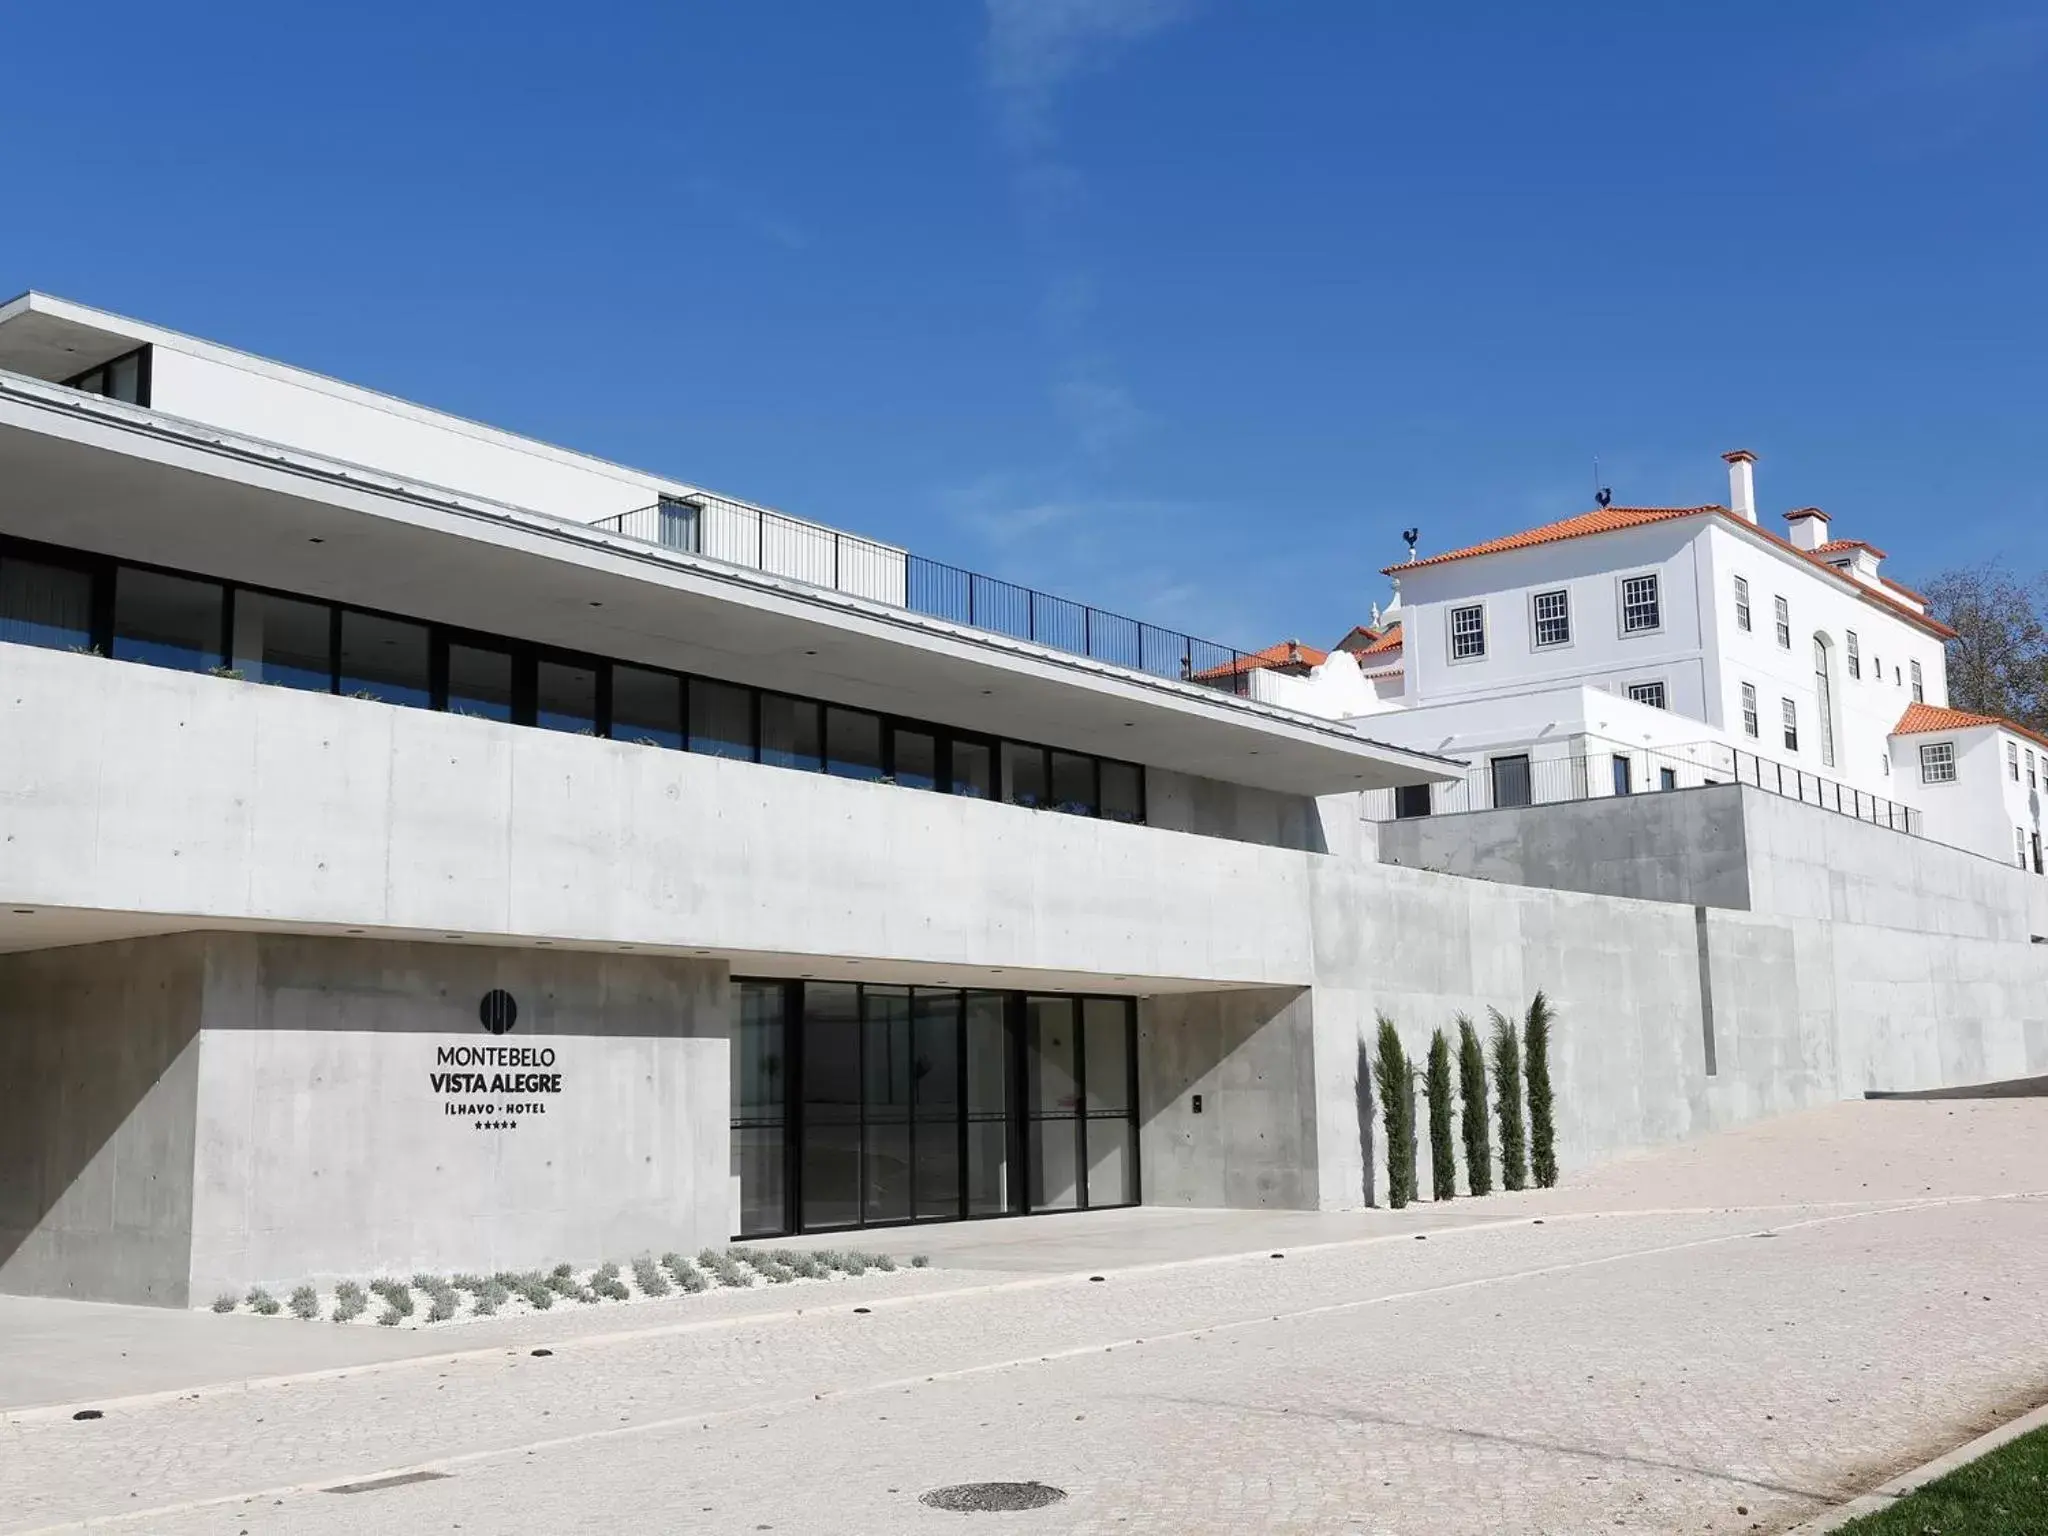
[737,981,1137,1235]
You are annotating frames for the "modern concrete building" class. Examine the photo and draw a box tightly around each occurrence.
[3,294,2045,1310]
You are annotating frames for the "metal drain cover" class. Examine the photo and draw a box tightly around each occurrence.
[919,1481,1068,1513]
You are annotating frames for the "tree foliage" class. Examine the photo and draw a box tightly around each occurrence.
[1489,1008,1528,1193]
[1923,564,2048,732]
[1524,991,1558,1189]
[1457,1014,1492,1196]
[1424,1028,1457,1201]
[1373,1015,1416,1209]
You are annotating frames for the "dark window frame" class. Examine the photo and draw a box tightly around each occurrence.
[61,344,153,407]
[733,978,1139,1239]
[0,528,1149,824]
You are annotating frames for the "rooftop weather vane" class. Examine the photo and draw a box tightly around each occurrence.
[1402,526,1420,562]
[1594,456,1612,508]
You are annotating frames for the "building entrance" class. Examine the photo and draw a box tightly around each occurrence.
[730,980,1138,1237]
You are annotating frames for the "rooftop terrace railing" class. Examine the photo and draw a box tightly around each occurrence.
[1364,739,1923,838]
[593,495,1260,697]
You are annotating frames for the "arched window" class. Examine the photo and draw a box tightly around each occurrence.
[1812,635,1837,769]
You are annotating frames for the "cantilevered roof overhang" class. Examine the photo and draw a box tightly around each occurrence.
[0,374,1458,797]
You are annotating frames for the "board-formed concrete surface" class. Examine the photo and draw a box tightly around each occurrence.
[4,1101,2046,1535]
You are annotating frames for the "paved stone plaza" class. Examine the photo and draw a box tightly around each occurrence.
[5,1100,2046,1535]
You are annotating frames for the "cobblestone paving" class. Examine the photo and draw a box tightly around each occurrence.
[7,1104,2047,1535]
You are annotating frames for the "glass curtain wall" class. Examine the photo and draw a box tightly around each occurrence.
[731,981,1137,1237]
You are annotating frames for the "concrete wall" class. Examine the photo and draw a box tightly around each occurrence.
[1297,850,2048,1210]
[0,644,1313,989]
[0,936,206,1305]
[3,932,731,1302]
[1138,989,1318,1211]
[1377,783,2046,943]
[187,936,728,1296]
[1147,768,1327,853]
[1377,786,1753,911]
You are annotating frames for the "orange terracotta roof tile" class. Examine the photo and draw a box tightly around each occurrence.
[1383,506,1718,574]
[1814,538,1889,559]
[1189,638,1328,681]
[1893,702,2048,754]
[1355,622,1403,657]
[1383,505,1954,640]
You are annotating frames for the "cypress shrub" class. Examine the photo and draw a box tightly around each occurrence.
[1525,990,1558,1189]
[1372,1015,1415,1208]
[1489,1008,1528,1192]
[1457,1014,1492,1196]
[1424,1028,1456,1202]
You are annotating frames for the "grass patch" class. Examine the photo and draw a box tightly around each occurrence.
[1836,1421,2048,1533]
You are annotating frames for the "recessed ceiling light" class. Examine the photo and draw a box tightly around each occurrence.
[538,940,552,946]
[619,944,635,951]
[981,689,993,696]
[445,933,463,940]
[345,928,364,935]
[804,649,817,656]
[589,601,603,608]
[308,537,325,545]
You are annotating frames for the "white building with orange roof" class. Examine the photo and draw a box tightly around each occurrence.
[1275,449,2043,872]
[1891,703,2048,874]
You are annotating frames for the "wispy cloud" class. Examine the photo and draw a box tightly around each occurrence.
[985,0,1192,153]
[1824,13,2048,154]
[1052,371,1153,458]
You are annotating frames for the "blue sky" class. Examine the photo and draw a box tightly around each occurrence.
[6,1,2047,649]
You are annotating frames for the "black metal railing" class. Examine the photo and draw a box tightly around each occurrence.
[1367,739,1922,837]
[592,496,1259,696]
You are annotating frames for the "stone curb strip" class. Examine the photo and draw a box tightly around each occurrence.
[1785,1395,2048,1533]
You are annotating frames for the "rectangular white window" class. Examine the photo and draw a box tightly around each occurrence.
[1740,682,1758,737]
[2012,743,2022,781]
[1450,603,1486,660]
[1782,697,1798,751]
[1919,741,1956,783]
[2029,750,2038,789]
[1621,574,1661,634]
[1531,589,1570,648]
[2022,828,2032,870]
[1733,575,1751,632]
[1846,630,1860,680]
[1910,660,1924,702]
[1627,680,1667,710]
[1774,595,1791,648]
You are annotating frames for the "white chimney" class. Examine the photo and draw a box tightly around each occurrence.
[1721,449,1758,524]
[1783,506,1830,553]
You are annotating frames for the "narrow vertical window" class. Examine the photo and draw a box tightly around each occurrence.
[1774,595,1791,648]
[1620,574,1661,634]
[2011,742,2021,782]
[1740,682,1758,738]
[1782,697,1799,752]
[1846,630,1860,680]
[1450,603,1486,660]
[1910,659,1924,703]
[1733,574,1751,632]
